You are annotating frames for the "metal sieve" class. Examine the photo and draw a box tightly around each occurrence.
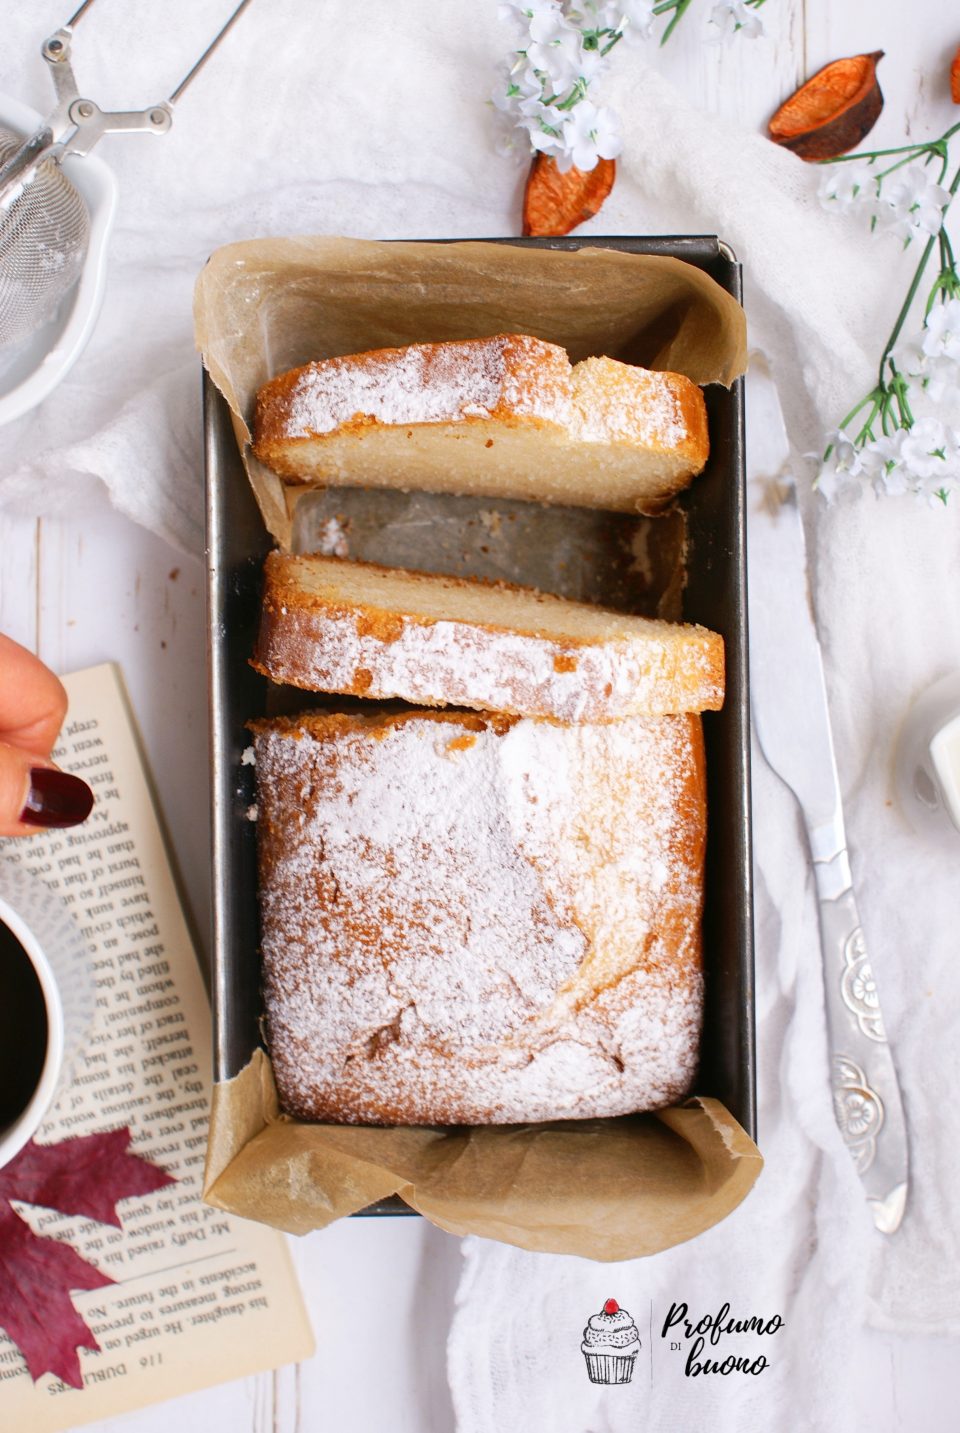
[0,0,255,350]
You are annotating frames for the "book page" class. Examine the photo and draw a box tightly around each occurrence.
[0,663,313,1431]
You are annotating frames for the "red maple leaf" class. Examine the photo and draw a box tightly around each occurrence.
[0,1129,175,1388]
[0,1127,176,1228]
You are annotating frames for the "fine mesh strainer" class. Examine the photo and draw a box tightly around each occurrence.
[0,0,255,350]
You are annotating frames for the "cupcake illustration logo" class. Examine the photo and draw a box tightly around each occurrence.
[581,1298,640,1385]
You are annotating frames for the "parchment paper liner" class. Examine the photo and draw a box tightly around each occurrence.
[194,236,748,549]
[204,1052,761,1261]
[195,236,759,1258]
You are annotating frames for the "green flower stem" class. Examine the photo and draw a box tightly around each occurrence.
[872,150,938,184]
[827,121,960,165]
[835,387,883,438]
[652,0,694,45]
[878,160,960,387]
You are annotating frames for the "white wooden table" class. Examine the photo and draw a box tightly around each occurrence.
[2,2,958,1427]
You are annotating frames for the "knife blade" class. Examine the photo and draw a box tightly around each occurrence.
[748,368,908,1234]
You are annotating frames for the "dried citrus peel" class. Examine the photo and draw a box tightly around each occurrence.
[768,51,884,161]
[522,154,616,238]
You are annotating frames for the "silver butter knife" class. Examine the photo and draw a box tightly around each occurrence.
[748,375,908,1234]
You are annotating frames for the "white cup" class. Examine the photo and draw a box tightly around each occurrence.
[894,672,960,843]
[0,855,92,1169]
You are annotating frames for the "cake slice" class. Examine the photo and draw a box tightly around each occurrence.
[252,553,724,722]
[251,708,706,1125]
[252,334,709,514]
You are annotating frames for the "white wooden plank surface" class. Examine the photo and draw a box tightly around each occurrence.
[2,3,959,1429]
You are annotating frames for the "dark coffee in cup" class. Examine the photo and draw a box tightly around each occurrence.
[0,920,48,1133]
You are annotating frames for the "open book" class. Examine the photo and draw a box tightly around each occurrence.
[0,663,313,1431]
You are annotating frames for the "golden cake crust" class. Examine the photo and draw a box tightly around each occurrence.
[252,553,725,721]
[253,333,572,469]
[251,708,706,1126]
[251,333,709,514]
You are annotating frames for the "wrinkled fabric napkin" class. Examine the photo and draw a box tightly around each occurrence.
[1,4,958,1426]
[447,59,960,1433]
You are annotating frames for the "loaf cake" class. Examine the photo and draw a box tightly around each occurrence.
[251,708,706,1126]
[253,553,724,721]
[252,334,709,514]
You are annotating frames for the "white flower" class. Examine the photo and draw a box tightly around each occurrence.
[891,333,927,378]
[924,355,960,405]
[575,44,609,83]
[860,433,908,496]
[527,37,583,91]
[818,163,877,210]
[608,0,655,42]
[816,429,863,501]
[498,0,563,34]
[873,162,951,244]
[890,303,960,406]
[898,417,960,482]
[556,99,622,171]
[492,61,539,113]
[707,0,763,43]
[528,107,568,157]
[922,298,960,363]
[528,3,579,44]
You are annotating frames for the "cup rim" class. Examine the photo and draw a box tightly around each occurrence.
[0,897,65,1170]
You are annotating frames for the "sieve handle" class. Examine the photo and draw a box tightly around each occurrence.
[26,0,257,164]
[168,0,258,106]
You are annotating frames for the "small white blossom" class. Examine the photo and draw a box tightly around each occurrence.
[707,0,763,43]
[891,333,927,377]
[608,0,655,42]
[892,303,960,407]
[898,416,960,482]
[860,433,908,496]
[817,422,960,503]
[815,429,863,501]
[498,0,562,33]
[873,163,951,245]
[924,355,960,405]
[818,163,877,210]
[528,23,583,90]
[922,298,960,362]
[528,4,579,44]
[528,113,568,157]
[556,99,622,171]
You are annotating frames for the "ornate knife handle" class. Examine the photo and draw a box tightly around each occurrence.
[814,879,909,1233]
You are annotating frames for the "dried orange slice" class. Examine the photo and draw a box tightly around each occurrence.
[522,154,616,238]
[768,52,884,161]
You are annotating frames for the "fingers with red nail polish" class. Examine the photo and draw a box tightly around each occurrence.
[0,742,93,837]
[20,766,95,829]
[0,636,93,837]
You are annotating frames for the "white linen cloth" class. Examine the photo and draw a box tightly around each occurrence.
[1,3,958,1426]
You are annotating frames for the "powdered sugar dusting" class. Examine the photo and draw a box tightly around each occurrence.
[258,602,724,720]
[572,358,691,450]
[283,335,571,438]
[254,711,704,1125]
[317,516,350,558]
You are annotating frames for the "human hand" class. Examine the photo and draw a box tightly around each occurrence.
[0,634,93,837]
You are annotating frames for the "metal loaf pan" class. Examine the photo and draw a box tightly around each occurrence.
[205,235,754,1216]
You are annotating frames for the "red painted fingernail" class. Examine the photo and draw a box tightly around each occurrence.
[20,768,95,829]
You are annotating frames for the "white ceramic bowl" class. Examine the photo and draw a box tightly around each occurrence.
[0,92,117,427]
